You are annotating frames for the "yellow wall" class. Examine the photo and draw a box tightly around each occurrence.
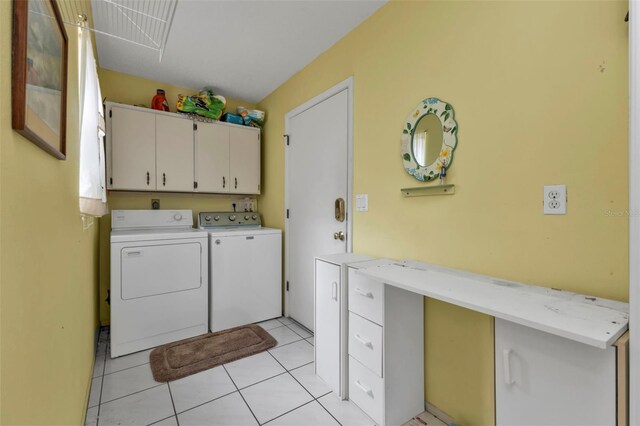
[0,3,100,423]
[257,1,629,424]
[96,70,259,324]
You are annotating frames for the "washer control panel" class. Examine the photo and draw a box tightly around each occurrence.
[198,211,261,228]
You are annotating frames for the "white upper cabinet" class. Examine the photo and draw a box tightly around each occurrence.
[195,122,230,193]
[106,102,260,194]
[156,114,195,192]
[230,126,260,194]
[109,106,156,190]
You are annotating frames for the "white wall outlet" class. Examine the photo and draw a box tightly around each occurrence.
[356,194,368,212]
[543,185,567,215]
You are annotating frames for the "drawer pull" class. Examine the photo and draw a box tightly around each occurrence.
[503,349,514,385]
[354,380,373,397]
[354,333,373,348]
[331,282,338,301]
[354,288,373,298]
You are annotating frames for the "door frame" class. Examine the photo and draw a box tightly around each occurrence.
[629,0,639,423]
[283,76,354,317]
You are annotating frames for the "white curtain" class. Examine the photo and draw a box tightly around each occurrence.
[78,27,108,217]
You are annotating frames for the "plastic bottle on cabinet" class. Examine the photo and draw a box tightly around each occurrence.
[151,89,170,112]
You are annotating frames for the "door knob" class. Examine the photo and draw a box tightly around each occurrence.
[333,231,345,241]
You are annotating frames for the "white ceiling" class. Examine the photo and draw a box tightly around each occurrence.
[93,0,387,103]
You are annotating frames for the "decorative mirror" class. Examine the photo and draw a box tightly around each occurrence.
[401,98,458,182]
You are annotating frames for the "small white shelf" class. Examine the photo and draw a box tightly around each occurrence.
[357,260,629,349]
[401,184,455,197]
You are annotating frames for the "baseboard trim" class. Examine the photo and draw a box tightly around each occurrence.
[426,401,456,425]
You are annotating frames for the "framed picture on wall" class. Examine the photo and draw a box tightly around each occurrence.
[11,0,68,160]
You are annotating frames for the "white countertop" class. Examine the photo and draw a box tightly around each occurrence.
[356,260,629,349]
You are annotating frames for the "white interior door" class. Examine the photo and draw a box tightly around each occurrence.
[285,79,352,330]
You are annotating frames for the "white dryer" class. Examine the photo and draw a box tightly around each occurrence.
[198,212,282,332]
[110,210,208,357]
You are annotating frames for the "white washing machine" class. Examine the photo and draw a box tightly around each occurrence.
[110,210,208,357]
[198,212,282,332]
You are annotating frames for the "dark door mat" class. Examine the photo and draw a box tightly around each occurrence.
[150,324,277,382]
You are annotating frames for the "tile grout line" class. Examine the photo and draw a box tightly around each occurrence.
[316,393,346,426]
[94,327,109,426]
[222,364,261,426]
[260,399,318,425]
[237,371,289,391]
[286,360,314,373]
[98,383,166,406]
[103,361,151,377]
[166,382,179,425]
[172,389,238,417]
[267,352,342,426]
[268,337,305,351]
[147,414,178,426]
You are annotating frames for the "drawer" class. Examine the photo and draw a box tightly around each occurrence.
[348,312,383,377]
[349,356,384,425]
[348,268,383,325]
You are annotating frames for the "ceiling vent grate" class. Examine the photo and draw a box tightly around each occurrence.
[57,0,178,61]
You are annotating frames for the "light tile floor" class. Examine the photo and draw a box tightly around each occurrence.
[86,317,382,426]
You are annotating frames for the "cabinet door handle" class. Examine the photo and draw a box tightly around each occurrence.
[162,173,166,186]
[354,333,373,348]
[331,282,338,300]
[222,176,226,188]
[354,380,373,397]
[235,177,238,189]
[146,171,150,185]
[354,288,373,298]
[503,349,514,385]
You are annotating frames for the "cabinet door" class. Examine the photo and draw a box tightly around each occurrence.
[315,259,341,394]
[110,107,156,190]
[195,122,230,193]
[156,114,195,192]
[495,318,616,425]
[229,126,260,194]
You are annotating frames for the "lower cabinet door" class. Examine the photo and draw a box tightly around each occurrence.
[495,318,616,426]
[349,356,384,425]
[315,259,341,395]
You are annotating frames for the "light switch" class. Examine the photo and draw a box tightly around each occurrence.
[356,194,368,212]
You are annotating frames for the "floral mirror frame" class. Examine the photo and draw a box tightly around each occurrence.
[401,97,458,182]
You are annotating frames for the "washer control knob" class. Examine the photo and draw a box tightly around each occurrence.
[204,215,212,221]
[252,214,258,220]
[173,213,183,221]
[244,215,250,220]
[229,215,236,221]
[214,216,220,221]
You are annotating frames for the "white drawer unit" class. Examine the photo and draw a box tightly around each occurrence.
[347,265,424,426]
[348,270,384,325]
[348,312,383,377]
[314,253,373,399]
[349,355,385,425]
